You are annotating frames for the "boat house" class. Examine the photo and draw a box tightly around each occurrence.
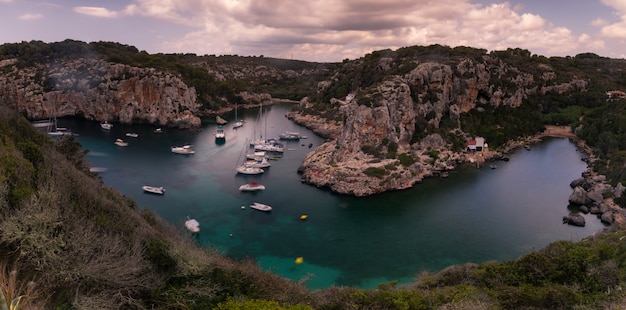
[467,137,486,152]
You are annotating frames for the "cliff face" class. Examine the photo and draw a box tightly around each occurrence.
[0,57,201,128]
[296,55,588,196]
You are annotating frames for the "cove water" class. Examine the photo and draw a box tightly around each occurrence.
[59,103,606,289]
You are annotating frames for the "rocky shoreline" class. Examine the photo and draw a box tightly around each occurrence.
[285,107,626,227]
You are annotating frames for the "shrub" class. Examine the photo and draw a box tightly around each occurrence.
[363,167,387,178]
[398,153,416,166]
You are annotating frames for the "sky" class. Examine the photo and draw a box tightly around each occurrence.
[1,0,626,63]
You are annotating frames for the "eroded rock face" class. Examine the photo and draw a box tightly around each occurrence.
[296,56,587,196]
[0,57,201,128]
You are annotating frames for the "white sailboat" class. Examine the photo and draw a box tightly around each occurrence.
[233,103,243,128]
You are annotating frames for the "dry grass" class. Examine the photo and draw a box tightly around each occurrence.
[0,262,46,310]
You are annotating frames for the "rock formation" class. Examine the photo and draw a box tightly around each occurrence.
[295,55,587,196]
[0,57,201,128]
[566,167,626,226]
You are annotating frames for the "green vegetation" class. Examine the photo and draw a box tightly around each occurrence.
[363,167,387,178]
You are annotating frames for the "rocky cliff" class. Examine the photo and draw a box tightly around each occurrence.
[0,57,201,128]
[294,55,588,196]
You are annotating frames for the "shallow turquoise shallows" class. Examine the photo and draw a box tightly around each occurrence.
[60,103,606,289]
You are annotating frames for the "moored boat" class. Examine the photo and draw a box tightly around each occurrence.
[215,125,226,140]
[279,131,302,140]
[101,121,113,130]
[239,181,266,191]
[171,145,195,154]
[142,185,165,195]
[185,216,200,232]
[236,165,264,175]
[114,138,128,147]
[250,202,272,212]
[126,132,139,138]
[244,156,271,168]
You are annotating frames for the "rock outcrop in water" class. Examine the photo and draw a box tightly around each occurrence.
[0,57,201,128]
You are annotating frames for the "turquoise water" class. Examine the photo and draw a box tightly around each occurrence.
[60,103,607,289]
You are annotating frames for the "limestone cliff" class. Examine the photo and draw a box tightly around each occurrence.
[295,53,588,196]
[0,57,201,128]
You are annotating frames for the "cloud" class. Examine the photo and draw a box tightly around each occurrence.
[19,13,43,21]
[591,18,608,27]
[123,0,590,62]
[74,6,119,18]
[599,0,626,39]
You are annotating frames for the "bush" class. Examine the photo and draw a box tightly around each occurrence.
[363,167,387,178]
[398,153,416,166]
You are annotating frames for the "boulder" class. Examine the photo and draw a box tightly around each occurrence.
[568,186,590,205]
[563,213,586,227]
[615,182,625,198]
[579,205,589,214]
[601,212,614,224]
[570,177,585,189]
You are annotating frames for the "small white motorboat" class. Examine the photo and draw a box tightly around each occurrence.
[185,217,200,233]
[142,185,165,195]
[215,125,226,140]
[244,157,271,168]
[171,145,195,154]
[100,121,113,130]
[114,138,128,147]
[236,165,264,175]
[250,202,272,212]
[126,132,139,138]
[239,181,266,191]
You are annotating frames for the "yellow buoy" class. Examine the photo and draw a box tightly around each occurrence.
[295,257,304,264]
[300,215,308,220]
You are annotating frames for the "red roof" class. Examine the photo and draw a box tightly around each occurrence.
[467,140,477,146]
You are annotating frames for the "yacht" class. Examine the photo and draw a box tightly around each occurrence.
[239,181,266,191]
[142,185,165,195]
[215,125,226,140]
[244,156,271,168]
[114,139,128,147]
[236,165,264,175]
[171,145,195,154]
[100,121,113,130]
[249,202,272,212]
[185,217,200,233]
[279,131,302,140]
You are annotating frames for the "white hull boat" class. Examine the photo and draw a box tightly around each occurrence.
[101,121,113,130]
[215,125,226,140]
[142,185,165,195]
[244,157,271,168]
[279,131,302,140]
[236,165,264,175]
[126,132,139,138]
[171,145,195,154]
[239,182,266,191]
[114,139,128,147]
[185,217,200,233]
[250,202,272,212]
